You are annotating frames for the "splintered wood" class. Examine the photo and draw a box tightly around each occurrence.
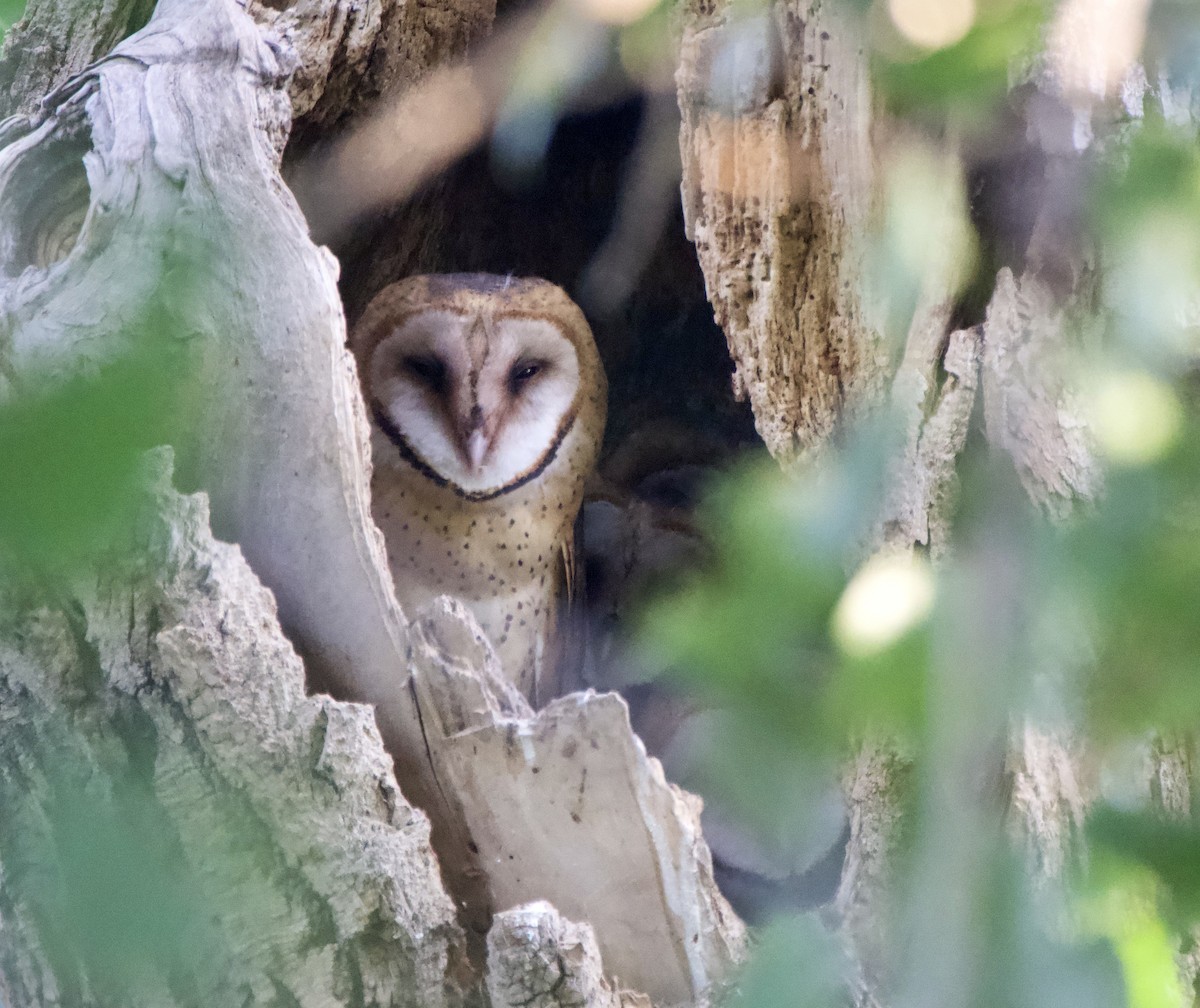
[676,0,882,464]
[409,598,746,1006]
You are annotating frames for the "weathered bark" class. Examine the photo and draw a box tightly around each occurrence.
[408,600,744,1003]
[0,452,464,1007]
[676,0,881,465]
[672,0,1142,1002]
[0,0,155,119]
[0,1,745,1004]
[246,0,494,145]
[487,902,653,1008]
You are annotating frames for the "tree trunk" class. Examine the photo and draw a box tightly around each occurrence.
[0,1,743,1005]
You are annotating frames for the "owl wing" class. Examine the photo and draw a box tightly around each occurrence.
[552,511,588,694]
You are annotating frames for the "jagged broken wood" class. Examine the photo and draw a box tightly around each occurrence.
[676,0,882,465]
[0,452,464,1007]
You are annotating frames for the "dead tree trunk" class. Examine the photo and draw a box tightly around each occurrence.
[675,0,1175,1003]
[0,1,742,1005]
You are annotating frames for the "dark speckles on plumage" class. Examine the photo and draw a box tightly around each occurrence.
[359,276,604,704]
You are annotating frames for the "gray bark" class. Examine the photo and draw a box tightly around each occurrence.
[0,452,464,1007]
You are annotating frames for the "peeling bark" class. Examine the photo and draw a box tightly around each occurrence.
[408,598,746,1005]
[980,269,1101,519]
[676,0,881,464]
[0,452,464,1008]
[246,0,494,142]
[0,0,156,119]
[487,902,654,1008]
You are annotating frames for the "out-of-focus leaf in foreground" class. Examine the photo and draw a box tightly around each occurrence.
[0,310,190,573]
[1088,805,1200,929]
[874,0,1049,127]
[7,748,231,1003]
[727,914,846,1008]
[0,0,24,35]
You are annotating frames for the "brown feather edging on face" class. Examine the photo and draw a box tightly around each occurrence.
[370,398,579,503]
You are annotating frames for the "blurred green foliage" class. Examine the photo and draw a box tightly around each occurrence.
[0,0,24,34]
[0,303,193,576]
[875,1,1050,127]
[628,1,1200,1006]
[3,741,232,1005]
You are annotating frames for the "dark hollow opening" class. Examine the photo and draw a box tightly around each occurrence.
[285,70,835,924]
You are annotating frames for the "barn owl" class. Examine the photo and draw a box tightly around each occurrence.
[351,273,606,704]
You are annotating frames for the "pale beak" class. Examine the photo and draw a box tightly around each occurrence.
[466,429,489,470]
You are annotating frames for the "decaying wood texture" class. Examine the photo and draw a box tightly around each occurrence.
[0,452,464,1007]
[487,902,653,1008]
[671,0,1131,1002]
[409,599,745,1005]
[676,0,881,465]
[0,0,155,119]
[0,0,745,1004]
[245,0,494,145]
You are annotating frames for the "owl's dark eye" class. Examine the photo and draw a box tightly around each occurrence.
[509,360,544,392]
[404,354,447,393]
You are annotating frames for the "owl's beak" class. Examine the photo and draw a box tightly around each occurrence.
[460,404,490,471]
[466,429,489,470]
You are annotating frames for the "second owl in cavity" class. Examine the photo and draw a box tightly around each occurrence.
[352,273,606,705]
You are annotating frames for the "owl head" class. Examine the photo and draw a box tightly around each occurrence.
[352,274,606,500]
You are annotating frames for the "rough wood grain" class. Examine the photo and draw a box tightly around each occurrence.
[0,452,465,1008]
[981,269,1101,519]
[409,598,746,1006]
[0,0,155,120]
[487,903,653,1008]
[676,0,882,464]
[246,0,494,138]
[0,0,448,858]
